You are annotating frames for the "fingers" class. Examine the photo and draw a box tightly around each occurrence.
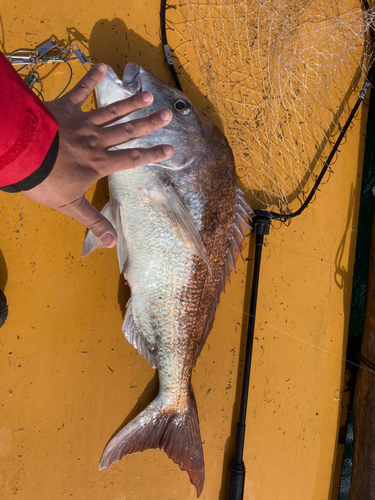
[89,91,154,126]
[61,64,107,108]
[105,144,174,173]
[63,196,118,248]
[100,108,173,149]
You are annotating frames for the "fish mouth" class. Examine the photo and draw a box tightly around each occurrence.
[122,63,142,96]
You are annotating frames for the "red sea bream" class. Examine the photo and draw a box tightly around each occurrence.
[82,63,252,496]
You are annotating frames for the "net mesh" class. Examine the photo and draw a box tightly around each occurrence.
[165,0,374,212]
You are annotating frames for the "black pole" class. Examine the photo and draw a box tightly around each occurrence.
[227,217,270,500]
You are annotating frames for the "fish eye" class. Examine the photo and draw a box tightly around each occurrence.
[173,99,192,115]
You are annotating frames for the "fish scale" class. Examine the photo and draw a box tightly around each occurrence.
[82,62,252,497]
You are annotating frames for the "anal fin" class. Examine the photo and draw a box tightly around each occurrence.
[122,299,157,369]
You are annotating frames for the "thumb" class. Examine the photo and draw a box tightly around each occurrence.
[66,197,117,248]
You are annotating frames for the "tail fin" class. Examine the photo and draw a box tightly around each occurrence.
[99,393,205,497]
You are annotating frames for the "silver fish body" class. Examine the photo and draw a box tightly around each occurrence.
[82,63,252,496]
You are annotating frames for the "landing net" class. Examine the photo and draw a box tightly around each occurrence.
[165,0,374,214]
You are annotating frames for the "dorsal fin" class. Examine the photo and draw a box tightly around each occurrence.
[194,187,252,363]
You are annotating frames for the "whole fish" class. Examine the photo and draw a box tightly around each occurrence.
[82,63,252,496]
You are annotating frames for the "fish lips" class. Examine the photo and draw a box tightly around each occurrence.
[121,62,142,95]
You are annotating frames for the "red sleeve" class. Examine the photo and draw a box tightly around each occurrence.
[0,52,59,188]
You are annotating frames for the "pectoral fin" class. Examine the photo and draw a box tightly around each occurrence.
[147,179,211,273]
[113,201,128,274]
[82,202,113,257]
[81,200,128,274]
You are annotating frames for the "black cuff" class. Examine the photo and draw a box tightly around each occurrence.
[0,132,59,193]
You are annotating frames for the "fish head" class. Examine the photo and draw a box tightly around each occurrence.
[95,63,212,170]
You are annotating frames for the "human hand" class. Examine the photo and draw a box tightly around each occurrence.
[22,63,173,248]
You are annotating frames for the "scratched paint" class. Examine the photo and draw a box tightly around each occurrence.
[0,1,367,499]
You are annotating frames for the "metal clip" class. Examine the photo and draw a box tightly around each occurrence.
[70,43,93,72]
[35,36,60,57]
[8,55,34,65]
[5,36,92,95]
[27,72,41,87]
[6,50,38,73]
[163,44,173,66]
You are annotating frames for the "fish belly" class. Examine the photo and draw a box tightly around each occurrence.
[110,166,204,394]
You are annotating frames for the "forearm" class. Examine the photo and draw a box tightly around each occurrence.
[0,51,59,192]
[0,61,173,248]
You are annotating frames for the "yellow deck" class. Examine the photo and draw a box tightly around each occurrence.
[0,1,367,498]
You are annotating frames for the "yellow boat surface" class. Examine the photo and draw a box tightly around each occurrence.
[0,0,367,498]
